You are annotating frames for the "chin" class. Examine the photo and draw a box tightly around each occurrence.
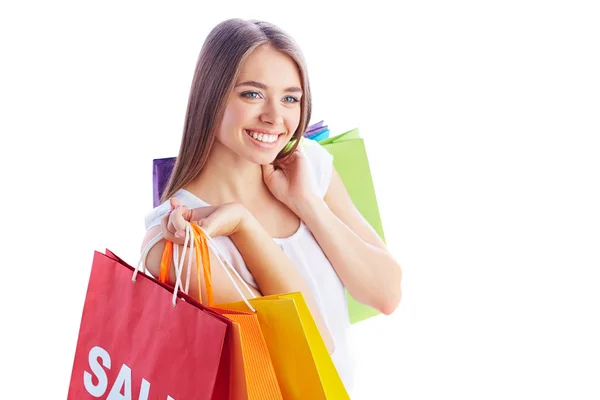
[239,151,275,166]
[255,155,279,166]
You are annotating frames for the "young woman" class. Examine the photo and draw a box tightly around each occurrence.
[141,18,402,392]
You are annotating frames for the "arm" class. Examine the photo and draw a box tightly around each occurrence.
[294,169,403,315]
[141,203,335,353]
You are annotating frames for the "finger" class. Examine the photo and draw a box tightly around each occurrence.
[161,214,185,245]
[166,214,177,236]
[163,229,186,245]
[168,207,188,238]
[165,198,181,235]
[170,198,180,210]
[169,201,192,223]
[180,205,194,222]
[262,163,275,179]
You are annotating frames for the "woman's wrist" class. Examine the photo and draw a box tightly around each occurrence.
[231,204,258,239]
[292,194,327,222]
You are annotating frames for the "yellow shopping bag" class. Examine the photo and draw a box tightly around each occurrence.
[223,292,349,400]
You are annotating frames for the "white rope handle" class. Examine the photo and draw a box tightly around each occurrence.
[133,230,163,281]
[132,222,257,311]
[171,230,186,306]
[196,227,256,312]
[172,223,196,306]
[172,223,195,296]
[198,226,257,300]
[133,225,191,306]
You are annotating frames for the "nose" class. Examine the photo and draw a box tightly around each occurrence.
[259,101,284,126]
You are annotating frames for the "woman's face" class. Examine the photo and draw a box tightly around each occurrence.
[216,44,303,165]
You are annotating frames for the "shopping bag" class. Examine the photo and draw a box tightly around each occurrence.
[304,120,330,141]
[68,247,232,400]
[304,119,324,134]
[307,128,330,141]
[159,224,283,400]
[319,128,386,323]
[165,224,349,399]
[153,156,177,208]
[223,293,350,400]
[213,309,283,400]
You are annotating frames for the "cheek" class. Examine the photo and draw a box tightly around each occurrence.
[285,108,302,134]
[221,104,244,128]
[219,103,250,138]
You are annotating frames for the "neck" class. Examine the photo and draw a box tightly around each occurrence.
[186,141,267,205]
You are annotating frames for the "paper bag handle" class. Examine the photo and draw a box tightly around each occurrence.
[137,222,256,311]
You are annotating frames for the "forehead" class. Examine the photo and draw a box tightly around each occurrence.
[237,44,301,89]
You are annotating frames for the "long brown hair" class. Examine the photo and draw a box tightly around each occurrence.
[161,18,312,202]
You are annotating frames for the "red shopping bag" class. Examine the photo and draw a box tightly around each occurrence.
[68,249,233,400]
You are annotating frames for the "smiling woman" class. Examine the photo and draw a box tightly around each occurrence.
[140,18,403,395]
[218,45,303,160]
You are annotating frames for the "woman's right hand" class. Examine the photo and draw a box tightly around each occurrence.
[161,198,251,245]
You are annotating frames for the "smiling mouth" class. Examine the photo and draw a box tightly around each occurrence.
[244,129,281,144]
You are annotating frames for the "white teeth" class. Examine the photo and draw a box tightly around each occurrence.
[247,130,278,143]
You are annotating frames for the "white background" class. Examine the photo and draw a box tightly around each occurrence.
[1,1,599,399]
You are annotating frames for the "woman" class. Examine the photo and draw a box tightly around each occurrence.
[141,18,402,392]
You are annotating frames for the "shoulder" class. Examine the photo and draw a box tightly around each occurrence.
[301,136,333,162]
[301,138,334,198]
[144,201,170,231]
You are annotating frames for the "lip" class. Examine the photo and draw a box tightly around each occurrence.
[245,128,283,136]
[244,129,282,149]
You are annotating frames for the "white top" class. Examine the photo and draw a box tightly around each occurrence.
[144,139,354,392]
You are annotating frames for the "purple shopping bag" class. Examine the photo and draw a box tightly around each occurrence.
[153,157,176,207]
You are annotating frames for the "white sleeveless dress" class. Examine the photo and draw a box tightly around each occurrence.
[144,139,355,392]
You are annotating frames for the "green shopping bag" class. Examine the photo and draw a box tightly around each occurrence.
[311,128,386,324]
[319,129,385,239]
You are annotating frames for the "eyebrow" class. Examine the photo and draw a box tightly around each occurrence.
[235,80,303,93]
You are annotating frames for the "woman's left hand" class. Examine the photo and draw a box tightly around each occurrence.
[262,147,317,216]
